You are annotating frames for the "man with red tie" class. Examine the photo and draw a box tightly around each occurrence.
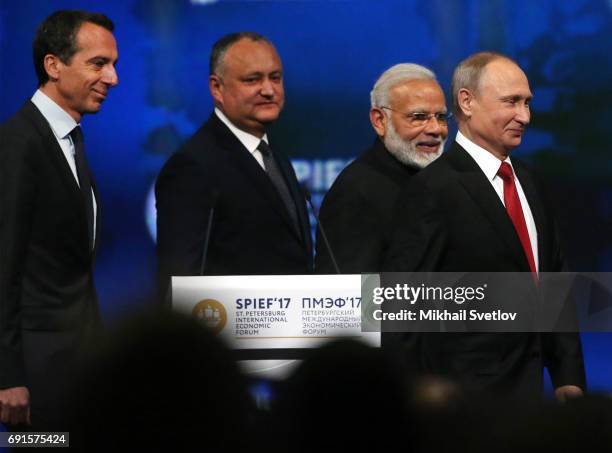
[383,52,585,400]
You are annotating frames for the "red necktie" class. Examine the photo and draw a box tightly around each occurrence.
[497,162,537,275]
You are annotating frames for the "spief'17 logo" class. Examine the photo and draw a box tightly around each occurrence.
[192,299,227,334]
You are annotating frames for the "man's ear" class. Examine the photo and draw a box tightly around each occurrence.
[457,88,474,118]
[43,54,62,81]
[209,74,223,105]
[370,107,387,138]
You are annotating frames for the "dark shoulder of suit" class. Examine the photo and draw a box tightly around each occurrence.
[156,113,312,284]
[315,138,418,274]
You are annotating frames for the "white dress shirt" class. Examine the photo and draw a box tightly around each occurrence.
[31,89,97,242]
[456,131,538,272]
[214,107,269,170]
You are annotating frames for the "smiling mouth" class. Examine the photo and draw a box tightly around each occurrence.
[92,90,107,100]
[416,141,441,152]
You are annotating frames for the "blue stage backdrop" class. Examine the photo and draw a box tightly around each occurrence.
[1,0,611,391]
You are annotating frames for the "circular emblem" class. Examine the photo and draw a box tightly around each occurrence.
[192,299,227,334]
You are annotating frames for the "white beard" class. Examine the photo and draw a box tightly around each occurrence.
[383,121,445,169]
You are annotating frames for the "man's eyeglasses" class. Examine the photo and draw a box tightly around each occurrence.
[380,107,451,126]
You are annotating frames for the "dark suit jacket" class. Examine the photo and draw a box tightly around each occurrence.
[156,113,312,294]
[315,138,418,273]
[383,141,585,397]
[0,101,101,426]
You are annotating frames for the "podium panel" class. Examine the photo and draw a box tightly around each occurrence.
[172,274,380,378]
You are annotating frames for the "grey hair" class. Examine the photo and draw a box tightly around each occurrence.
[370,63,437,108]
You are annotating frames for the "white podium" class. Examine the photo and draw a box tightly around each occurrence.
[171,274,380,379]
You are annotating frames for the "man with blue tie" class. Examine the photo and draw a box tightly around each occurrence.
[0,10,119,429]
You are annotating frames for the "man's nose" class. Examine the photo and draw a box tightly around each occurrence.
[515,103,530,125]
[102,65,119,87]
[260,78,274,96]
[424,115,445,135]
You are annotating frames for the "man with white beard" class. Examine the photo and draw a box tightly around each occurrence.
[315,63,448,273]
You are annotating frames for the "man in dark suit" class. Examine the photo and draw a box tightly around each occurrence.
[315,63,448,273]
[383,52,585,400]
[156,33,312,296]
[0,10,118,428]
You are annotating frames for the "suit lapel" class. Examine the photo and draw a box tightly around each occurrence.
[22,101,92,256]
[209,115,305,244]
[23,102,82,196]
[448,143,532,271]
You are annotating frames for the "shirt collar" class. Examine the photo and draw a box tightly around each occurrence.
[31,89,79,140]
[214,108,268,155]
[455,130,513,181]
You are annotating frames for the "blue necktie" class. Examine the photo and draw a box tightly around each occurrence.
[70,125,94,250]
